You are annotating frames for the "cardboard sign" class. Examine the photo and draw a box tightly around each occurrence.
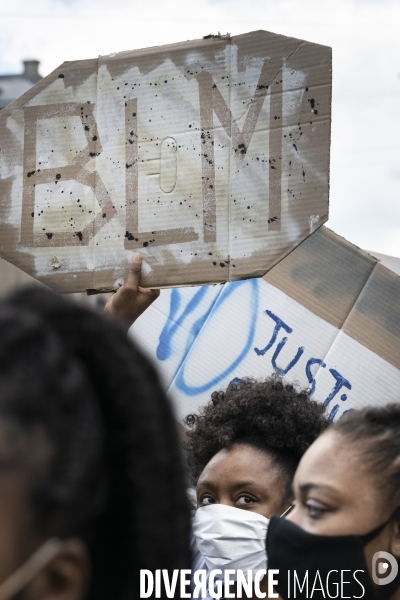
[0,31,331,293]
[130,227,400,421]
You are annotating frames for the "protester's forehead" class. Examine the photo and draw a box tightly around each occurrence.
[199,444,281,482]
[295,430,375,497]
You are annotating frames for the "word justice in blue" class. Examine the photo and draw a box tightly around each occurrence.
[157,284,351,420]
[254,310,351,420]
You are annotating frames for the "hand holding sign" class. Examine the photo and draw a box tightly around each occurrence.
[104,254,160,327]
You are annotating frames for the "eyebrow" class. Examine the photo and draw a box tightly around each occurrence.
[299,483,338,493]
[198,480,259,490]
[230,480,259,490]
[196,480,216,491]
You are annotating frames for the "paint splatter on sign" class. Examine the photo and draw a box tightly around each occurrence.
[0,31,331,293]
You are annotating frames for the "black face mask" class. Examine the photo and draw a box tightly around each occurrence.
[266,515,400,600]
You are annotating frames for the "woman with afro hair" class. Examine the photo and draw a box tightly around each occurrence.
[185,376,329,598]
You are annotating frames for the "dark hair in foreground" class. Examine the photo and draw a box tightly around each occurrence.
[0,285,190,599]
[334,405,400,508]
[184,376,329,502]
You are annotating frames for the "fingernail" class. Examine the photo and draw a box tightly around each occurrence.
[132,253,142,264]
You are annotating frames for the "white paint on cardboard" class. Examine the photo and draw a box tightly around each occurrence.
[0,31,331,291]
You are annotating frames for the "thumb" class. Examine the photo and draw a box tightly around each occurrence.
[125,254,142,290]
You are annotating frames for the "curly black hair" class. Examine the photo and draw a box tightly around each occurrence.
[184,375,329,502]
[0,285,190,599]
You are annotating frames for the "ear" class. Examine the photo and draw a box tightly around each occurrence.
[26,539,90,600]
[389,520,400,560]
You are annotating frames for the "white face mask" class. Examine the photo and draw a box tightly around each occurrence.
[192,504,269,578]
[0,538,62,600]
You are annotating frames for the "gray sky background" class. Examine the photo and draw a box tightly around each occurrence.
[0,0,399,257]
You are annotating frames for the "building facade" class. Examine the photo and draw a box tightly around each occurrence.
[0,60,42,110]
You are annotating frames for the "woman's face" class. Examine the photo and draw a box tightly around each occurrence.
[196,444,289,519]
[287,429,400,576]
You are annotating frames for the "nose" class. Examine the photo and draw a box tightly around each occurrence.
[216,498,236,508]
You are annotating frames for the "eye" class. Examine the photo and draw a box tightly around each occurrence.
[199,495,215,506]
[305,499,328,519]
[236,494,256,505]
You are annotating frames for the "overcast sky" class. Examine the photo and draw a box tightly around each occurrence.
[0,0,399,257]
